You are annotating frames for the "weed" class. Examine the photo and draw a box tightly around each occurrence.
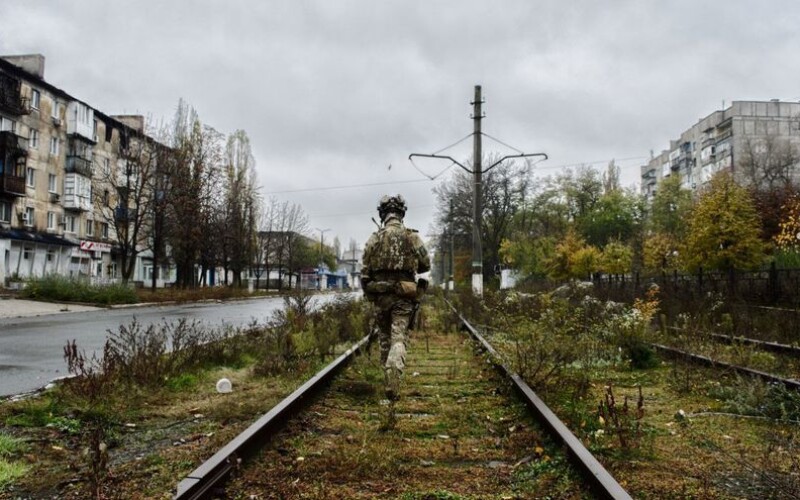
[0,433,25,457]
[0,458,28,490]
[165,373,198,391]
[62,339,119,499]
[597,384,645,453]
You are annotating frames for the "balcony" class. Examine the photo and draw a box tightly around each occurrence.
[0,130,28,153]
[0,173,25,196]
[0,73,29,116]
[65,156,93,177]
[0,131,27,196]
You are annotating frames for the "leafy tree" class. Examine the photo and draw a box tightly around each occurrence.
[649,174,692,238]
[499,235,556,279]
[601,240,633,275]
[572,246,602,279]
[578,189,642,247]
[544,229,600,280]
[642,233,681,273]
[684,172,765,271]
[775,194,800,250]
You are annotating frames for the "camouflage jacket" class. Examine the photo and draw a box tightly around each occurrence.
[362,217,430,288]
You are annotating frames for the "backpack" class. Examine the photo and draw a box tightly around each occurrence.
[364,224,418,274]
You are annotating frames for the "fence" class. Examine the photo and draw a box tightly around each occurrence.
[591,263,800,307]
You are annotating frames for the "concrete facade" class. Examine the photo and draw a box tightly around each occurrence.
[0,54,169,287]
[641,100,800,198]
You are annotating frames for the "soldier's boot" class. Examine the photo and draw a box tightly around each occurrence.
[384,366,401,402]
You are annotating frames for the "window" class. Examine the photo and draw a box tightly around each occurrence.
[23,247,32,260]
[64,215,76,233]
[101,222,109,239]
[47,249,56,262]
[47,211,56,230]
[86,219,94,236]
[48,173,57,193]
[26,167,35,188]
[49,137,59,156]
[24,207,34,226]
[93,119,98,142]
[30,89,40,110]
[103,157,110,176]
[0,201,10,223]
[102,189,109,207]
[29,129,39,149]
[51,100,59,119]
[0,117,15,132]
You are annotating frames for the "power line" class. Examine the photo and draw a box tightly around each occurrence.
[263,178,429,195]
[310,204,437,219]
[264,155,649,196]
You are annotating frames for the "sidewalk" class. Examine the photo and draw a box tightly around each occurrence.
[0,297,100,319]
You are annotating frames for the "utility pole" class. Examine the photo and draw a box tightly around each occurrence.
[448,199,455,293]
[408,85,547,297]
[471,85,484,296]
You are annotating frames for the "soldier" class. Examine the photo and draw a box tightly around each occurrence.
[361,194,430,401]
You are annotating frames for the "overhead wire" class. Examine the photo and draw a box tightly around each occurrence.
[265,155,649,195]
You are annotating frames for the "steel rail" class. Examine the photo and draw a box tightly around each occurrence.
[174,334,371,500]
[666,325,800,357]
[652,343,800,391]
[444,299,632,500]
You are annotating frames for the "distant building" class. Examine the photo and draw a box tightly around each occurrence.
[641,100,800,198]
[0,54,172,286]
[337,245,362,289]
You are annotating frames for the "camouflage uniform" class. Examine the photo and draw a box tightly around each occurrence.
[362,195,430,400]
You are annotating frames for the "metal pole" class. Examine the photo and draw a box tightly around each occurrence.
[449,199,454,292]
[471,85,483,296]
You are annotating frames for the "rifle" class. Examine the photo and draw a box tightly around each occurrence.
[407,278,429,331]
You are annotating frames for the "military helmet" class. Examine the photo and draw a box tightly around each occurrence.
[377,194,407,220]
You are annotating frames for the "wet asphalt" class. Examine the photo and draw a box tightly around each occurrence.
[0,293,350,397]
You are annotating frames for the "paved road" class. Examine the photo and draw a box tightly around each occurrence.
[0,294,350,397]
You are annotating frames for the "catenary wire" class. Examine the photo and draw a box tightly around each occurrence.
[265,155,649,195]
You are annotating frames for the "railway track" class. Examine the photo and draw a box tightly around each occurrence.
[655,326,800,390]
[174,307,632,499]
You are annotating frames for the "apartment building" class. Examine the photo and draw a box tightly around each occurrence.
[0,54,169,286]
[641,100,800,198]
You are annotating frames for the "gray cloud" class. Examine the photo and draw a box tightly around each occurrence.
[2,0,799,246]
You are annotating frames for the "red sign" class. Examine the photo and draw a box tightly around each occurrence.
[80,240,112,252]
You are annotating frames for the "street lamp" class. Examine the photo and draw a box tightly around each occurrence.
[315,228,330,290]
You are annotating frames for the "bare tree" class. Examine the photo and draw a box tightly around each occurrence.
[738,135,800,190]
[92,119,161,285]
[165,100,224,288]
[222,130,259,287]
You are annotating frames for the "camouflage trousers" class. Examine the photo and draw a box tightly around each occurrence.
[370,294,413,396]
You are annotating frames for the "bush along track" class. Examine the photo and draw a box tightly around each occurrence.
[448,286,800,498]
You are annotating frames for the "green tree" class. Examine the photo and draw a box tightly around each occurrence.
[649,174,693,238]
[602,240,633,275]
[642,233,681,273]
[684,172,765,271]
[578,189,642,247]
[499,236,556,279]
[545,229,600,280]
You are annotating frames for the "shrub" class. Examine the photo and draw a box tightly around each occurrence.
[21,275,138,305]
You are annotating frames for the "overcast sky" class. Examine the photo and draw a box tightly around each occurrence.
[2,1,798,249]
